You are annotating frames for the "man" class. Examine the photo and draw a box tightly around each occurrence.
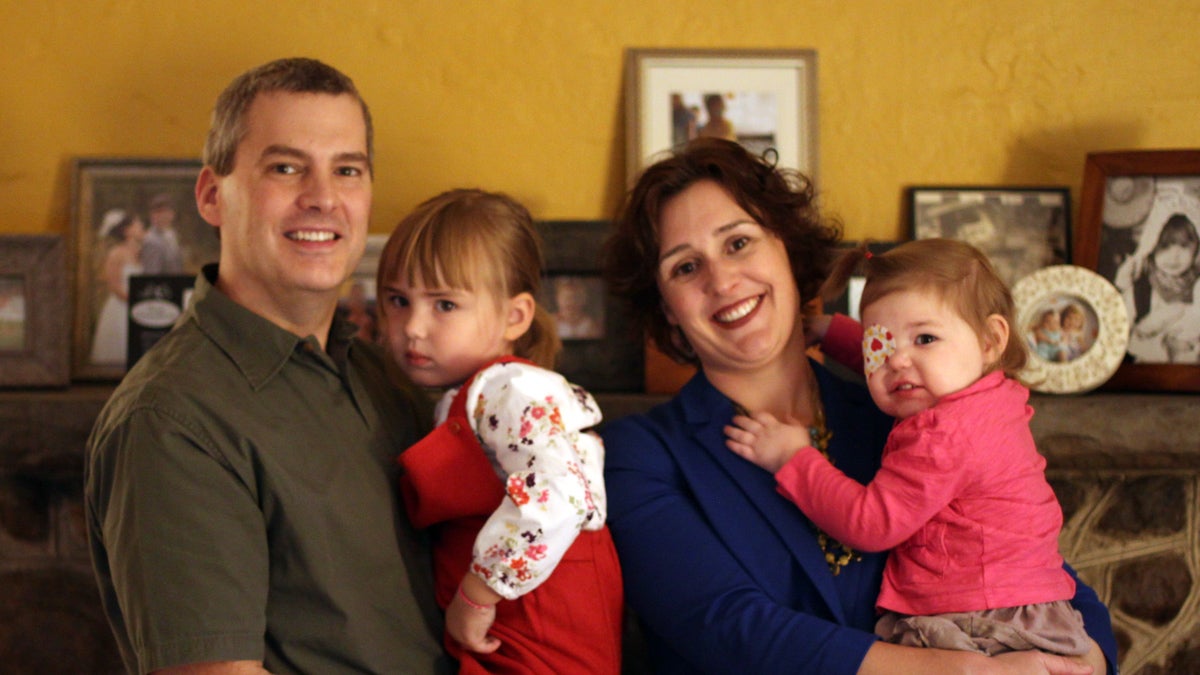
[85,58,449,674]
[140,192,185,274]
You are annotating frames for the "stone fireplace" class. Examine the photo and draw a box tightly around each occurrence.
[1,387,1197,673]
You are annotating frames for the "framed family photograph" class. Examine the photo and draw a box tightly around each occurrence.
[537,220,642,392]
[70,157,218,380]
[625,48,818,185]
[1011,265,1129,395]
[908,186,1071,289]
[0,235,69,388]
[1076,149,1200,391]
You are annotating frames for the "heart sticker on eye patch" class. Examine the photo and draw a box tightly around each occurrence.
[862,324,895,376]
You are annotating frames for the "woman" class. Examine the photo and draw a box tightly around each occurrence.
[600,138,1117,674]
[89,208,146,365]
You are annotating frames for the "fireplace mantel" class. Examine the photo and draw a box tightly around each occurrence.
[1,386,1197,673]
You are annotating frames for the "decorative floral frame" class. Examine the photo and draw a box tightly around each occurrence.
[625,48,818,186]
[1012,265,1129,394]
[1076,149,1200,392]
[0,235,69,387]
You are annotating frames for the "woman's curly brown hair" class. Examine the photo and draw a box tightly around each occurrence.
[602,138,841,365]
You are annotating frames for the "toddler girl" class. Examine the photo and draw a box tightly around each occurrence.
[377,189,623,673]
[726,238,1094,658]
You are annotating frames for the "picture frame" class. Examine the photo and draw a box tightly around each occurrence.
[0,235,69,388]
[1011,265,1129,395]
[1076,149,1200,391]
[70,157,218,380]
[537,220,643,392]
[625,48,818,186]
[908,186,1071,289]
[336,233,389,344]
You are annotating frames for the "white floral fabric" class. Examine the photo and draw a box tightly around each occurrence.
[433,361,607,600]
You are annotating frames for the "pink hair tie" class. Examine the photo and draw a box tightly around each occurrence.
[865,250,874,260]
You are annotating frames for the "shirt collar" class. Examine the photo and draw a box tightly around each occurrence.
[187,264,356,390]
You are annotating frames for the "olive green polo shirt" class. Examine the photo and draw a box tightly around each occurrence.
[85,265,451,674]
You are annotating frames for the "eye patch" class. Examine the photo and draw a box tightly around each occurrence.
[862,324,895,375]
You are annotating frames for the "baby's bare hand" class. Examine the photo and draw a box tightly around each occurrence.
[725,412,811,473]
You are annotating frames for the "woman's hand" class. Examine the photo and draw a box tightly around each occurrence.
[445,574,502,654]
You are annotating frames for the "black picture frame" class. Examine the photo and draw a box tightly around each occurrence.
[537,220,643,392]
[908,186,1071,288]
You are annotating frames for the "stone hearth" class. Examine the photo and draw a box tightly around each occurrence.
[1,387,1197,674]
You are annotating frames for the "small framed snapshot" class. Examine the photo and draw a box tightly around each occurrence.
[1076,149,1200,391]
[0,235,69,388]
[908,186,1071,288]
[70,157,218,380]
[126,275,195,369]
[625,48,818,186]
[1012,265,1129,394]
[537,220,643,392]
[336,233,389,345]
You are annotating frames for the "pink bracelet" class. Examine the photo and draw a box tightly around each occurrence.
[457,583,493,611]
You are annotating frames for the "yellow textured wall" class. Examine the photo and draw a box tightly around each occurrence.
[2,1,1199,241]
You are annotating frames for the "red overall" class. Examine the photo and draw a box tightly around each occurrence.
[397,358,624,674]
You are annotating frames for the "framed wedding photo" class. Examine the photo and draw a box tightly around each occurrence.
[1076,149,1200,391]
[625,48,818,186]
[70,158,218,380]
[0,235,69,388]
[908,186,1071,289]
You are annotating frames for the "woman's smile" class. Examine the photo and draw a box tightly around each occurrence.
[714,294,763,325]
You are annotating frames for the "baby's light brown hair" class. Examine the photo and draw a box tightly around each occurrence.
[821,238,1027,376]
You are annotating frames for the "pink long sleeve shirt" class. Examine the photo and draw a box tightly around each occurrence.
[776,371,1075,616]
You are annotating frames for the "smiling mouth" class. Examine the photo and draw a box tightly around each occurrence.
[286,230,337,243]
[714,296,761,323]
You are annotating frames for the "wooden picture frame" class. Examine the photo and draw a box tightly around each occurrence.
[1076,149,1200,391]
[0,235,69,388]
[70,158,217,380]
[909,186,1071,289]
[538,220,643,392]
[625,48,818,186]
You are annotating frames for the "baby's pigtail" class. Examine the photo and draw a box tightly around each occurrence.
[817,242,871,305]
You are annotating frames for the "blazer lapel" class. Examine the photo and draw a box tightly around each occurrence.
[674,374,846,624]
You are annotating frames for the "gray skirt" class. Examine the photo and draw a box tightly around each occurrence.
[875,600,1092,656]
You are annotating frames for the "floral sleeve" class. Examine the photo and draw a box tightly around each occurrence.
[464,362,607,600]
